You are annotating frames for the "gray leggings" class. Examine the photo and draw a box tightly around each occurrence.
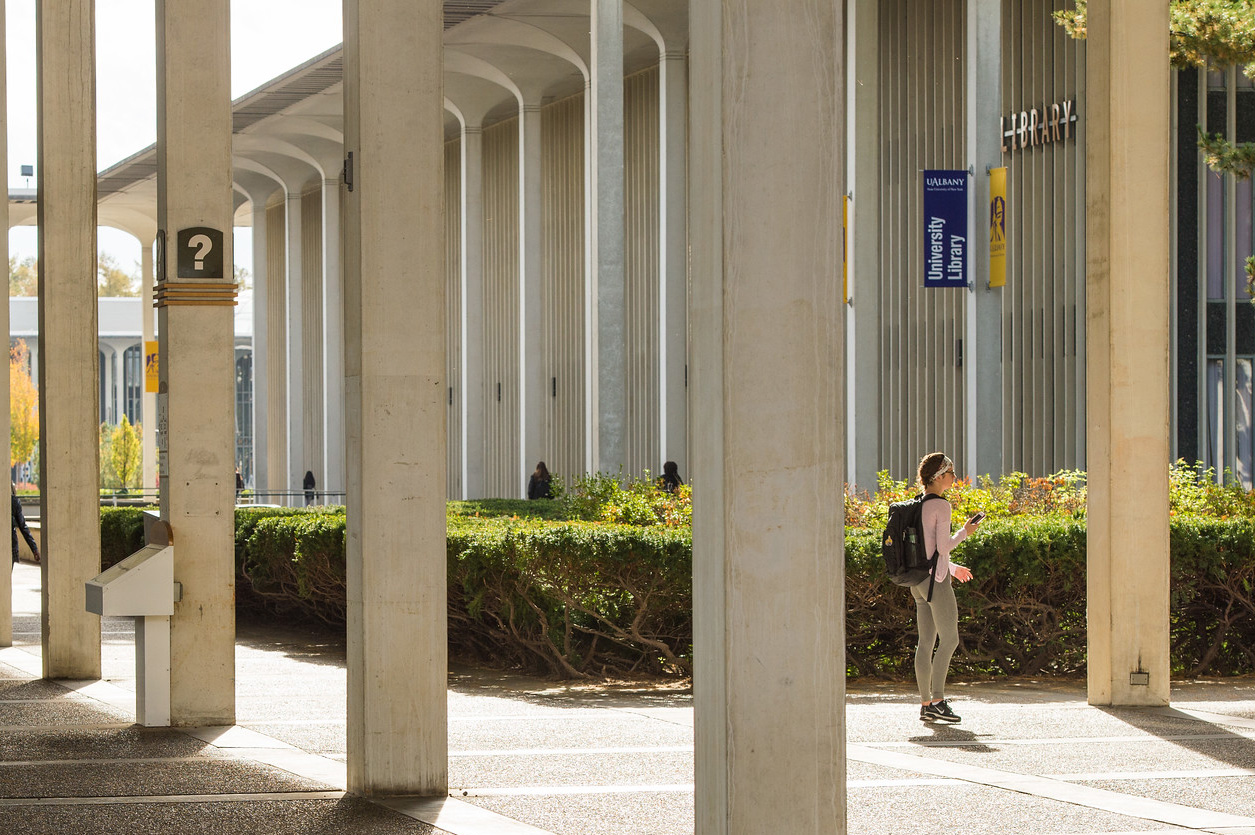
[911,575,959,702]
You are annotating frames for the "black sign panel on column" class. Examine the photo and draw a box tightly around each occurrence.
[176,227,224,279]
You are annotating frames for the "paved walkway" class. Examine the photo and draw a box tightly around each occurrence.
[5,559,1255,834]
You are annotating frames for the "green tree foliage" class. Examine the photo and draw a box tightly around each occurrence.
[1056,1,1255,180]
[1055,1,1255,79]
[9,255,38,297]
[10,253,144,297]
[1056,1,1255,287]
[97,252,139,297]
[106,415,142,490]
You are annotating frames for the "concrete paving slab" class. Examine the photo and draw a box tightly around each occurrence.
[876,737,1255,775]
[448,715,694,751]
[0,726,215,761]
[448,750,692,791]
[0,758,336,798]
[1081,776,1255,819]
[0,797,448,835]
[845,783,1183,835]
[463,791,693,835]
[12,561,1255,835]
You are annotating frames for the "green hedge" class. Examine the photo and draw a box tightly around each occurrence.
[97,506,1255,679]
[447,517,691,676]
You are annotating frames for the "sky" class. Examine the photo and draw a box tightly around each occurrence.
[6,0,344,277]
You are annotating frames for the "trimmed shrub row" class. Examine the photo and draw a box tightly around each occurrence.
[98,507,1255,679]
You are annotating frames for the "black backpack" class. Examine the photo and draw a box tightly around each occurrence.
[882,493,944,602]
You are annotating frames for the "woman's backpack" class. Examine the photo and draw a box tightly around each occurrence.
[881,493,943,602]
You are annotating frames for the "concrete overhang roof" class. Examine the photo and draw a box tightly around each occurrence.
[8,0,687,241]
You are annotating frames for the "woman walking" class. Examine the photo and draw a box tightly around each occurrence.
[914,452,980,724]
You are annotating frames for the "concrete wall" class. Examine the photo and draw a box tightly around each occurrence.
[482,119,521,498]
[265,197,288,494]
[877,0,969,478]
[1000,0,1086,475]
[541,94,588,484]
[446,139,464,499]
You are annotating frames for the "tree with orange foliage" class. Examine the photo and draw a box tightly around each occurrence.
[10,339,39,472]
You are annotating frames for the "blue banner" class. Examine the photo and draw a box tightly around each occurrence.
[923,170,968,288]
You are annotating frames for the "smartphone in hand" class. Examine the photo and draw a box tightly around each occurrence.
[969,511,986,525]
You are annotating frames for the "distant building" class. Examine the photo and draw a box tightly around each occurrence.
[8,294,255,485]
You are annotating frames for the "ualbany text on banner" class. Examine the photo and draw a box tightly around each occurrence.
[922,169,968,288]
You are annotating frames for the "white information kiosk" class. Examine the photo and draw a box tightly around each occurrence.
[85,513,179,727]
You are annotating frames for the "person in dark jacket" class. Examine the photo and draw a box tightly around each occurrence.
[303,470,316,506]
[527,461,553,500]
[660,461,684,493]
[12,487,39,565]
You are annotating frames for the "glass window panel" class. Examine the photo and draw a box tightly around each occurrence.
[1239,359,1254,488]
[1207,358,1224,478]
[235,349,254,489]
[1208,171,1225,299]
[99,350,108,426]
[123,344,143,426]
[1239,178,1253,300]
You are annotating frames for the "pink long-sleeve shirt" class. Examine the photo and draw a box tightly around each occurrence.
[922,495,968,581]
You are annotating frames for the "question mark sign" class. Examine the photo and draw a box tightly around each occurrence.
[188,234,213,272]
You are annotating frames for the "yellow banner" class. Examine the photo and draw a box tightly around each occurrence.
[842,194,850,304]
[989,167,1007,288]
[145,341,159,393]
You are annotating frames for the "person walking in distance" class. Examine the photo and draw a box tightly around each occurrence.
[527,462,553,500]
[914,452,980,724]
[12,486,40,566]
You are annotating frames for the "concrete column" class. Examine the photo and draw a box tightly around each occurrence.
[964,0,1003,480]
[590,0,626,474]
[847,0,880,492]
[519,103,544,496]
[36,0,102,680]
[1085,0,1171,707]
[250,191,270,492]
[583,80,595,472]
[690,1,847,832]
[460,124,485,499]
[659,50,687,475]
[156,0,236,724]
[285,191,305,502]
[0,0,10,649]
[322,177,345,500]
[141,240,157,490]
[343,0,447,794]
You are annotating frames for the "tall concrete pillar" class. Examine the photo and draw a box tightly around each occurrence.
[590,0,626,475]
[460,123,485,499]
[0,0,10,649]
[322,176,345,500]
[1085,0,1171,707]
[965,0,1004,480]
[847,0,880,493]
[155,0,236,724]
[343,0,448,794]
[285,191,306,502]
[519,103,545,496]
[659,49,687,474]
[249,188,271,493]
[141,240,157,490]
[690,1,847,832]
[36,0,102,680]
